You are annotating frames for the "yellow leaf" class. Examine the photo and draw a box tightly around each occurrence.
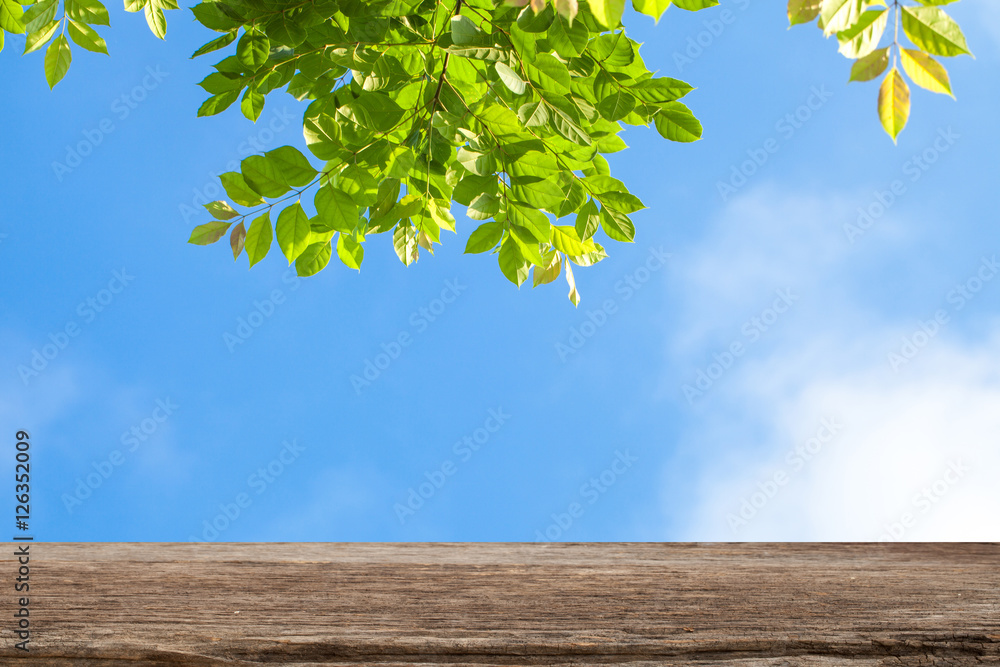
[564,258,581,306]
[878,67,910,143]
[900,48,953,98]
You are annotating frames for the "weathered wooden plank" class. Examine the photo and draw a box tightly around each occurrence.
[3,543,998,665]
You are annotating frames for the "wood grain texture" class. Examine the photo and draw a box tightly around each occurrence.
[3,543,998,665]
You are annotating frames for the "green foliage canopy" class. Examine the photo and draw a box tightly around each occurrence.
[2,0,972,304]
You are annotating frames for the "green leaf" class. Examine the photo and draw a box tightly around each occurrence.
[518,101,549,127]
[653,101,703,142]
[240,87,264,122]
[457,147,496,177]
[67,20,107,53]
[66,0,110,25]
[787,0,821,25]
[336,233,364,270]
[498,237,530,286]
[878,67,910,143]
[513,177,564,211]
[629,77,693,103]
[23,20,59,54]
[509,201,551,242]
[510,225,546,267]
[393,224,419,266]
[516,4,554,33]
[575,199,600,240]
[266,146,317,187]
[589,0,624,28]
[428,199,456,233]
[264,11,306,47]
[199,72,243,94]
[671,0,719,9]
[124,0,146,12]
[465,221,504,253]
[191,2,238,32]
[230,221,246,260]
[547,14,588,57]
[820,0,862,36]
[198,90,240,117]
[241,154,289,198]
[508,151,560,182]
[568,243,608,267]
[597,87,636,122]
[188,220,231,245]
[589,33,634,67]
[204,200,239,220]
[599,206,635,242]
[386,146,415,179]
[237,28,268,69]
[495,61,526,95]
[450,14,480,45]
[836,9,887,59]
[633,0,670,21]
[191,30,236,58]
[0,0,25,34]
[44,34,71,89]
[546,96,592,145]
[220,172,264,207]
[23,0,56,34]
[144,2,166,39]
[900,47,952,96]
[244,213,272,267]
[900,5,971,57]
[296,240,333,276]
[551,225,596,256]
[468,193,500,220]
[600,191,645,214]
[526,52,571,95]
[849,46,889,81]
[275,202,311,263]
[302,113,342,161]
[315,185,358,233]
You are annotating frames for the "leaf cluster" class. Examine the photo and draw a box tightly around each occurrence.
[789,0,971,141]
[187,0,711,303]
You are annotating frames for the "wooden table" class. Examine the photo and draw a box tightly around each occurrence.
[4,543,998,665]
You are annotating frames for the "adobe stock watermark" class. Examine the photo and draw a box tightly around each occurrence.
[555,246,670,361]
[393,407,511,524]
[351,278,467,394]
[61,398,179,514]
[534,449,638,541]
[717,85,833,202]
[224,268,303,352]
[887,254,998,372]
[877,459,968,542]
[672,0,751,73]
[179,108,295,224]
[727,417,844,533]
[844,127,960,244]
[16,268,135,386]
[190,439,306,542]
[51,66,169,182]
[683,288,798,405]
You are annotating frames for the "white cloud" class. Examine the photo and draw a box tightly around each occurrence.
[668,186,1000,541]
[681,336,1000,541]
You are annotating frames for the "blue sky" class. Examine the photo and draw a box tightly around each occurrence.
[3,0,999,542]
